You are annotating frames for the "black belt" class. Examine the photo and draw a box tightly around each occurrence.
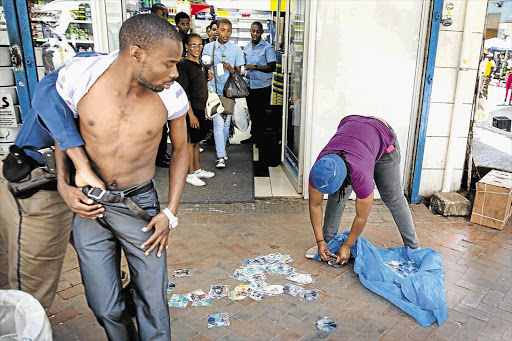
[83,181,154,221]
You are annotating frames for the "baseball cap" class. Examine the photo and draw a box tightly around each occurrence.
[310,154,347,194]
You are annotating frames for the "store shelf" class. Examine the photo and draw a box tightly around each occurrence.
[31,18,58,22]
[69,20,92,24]
[69,40,94,44]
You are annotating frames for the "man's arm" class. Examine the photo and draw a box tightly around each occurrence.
[166,114,189,213]
[334,192,374,265]
[246,62,276,73]
[34,70,105,189]
[141,115,189,257]
[55,144,104,219]
[65,147,105,189]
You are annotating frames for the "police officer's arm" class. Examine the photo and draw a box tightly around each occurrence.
[55,144,104,219]
[65,147,105,189]
[333,192,374,265]
[308,185,330,261]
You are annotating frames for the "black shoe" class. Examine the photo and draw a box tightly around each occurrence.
[156,157,170,167]
[241,137,256,144]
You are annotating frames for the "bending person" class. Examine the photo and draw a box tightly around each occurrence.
[308,115,420,266]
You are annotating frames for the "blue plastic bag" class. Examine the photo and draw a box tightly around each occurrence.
[313,232,448,328]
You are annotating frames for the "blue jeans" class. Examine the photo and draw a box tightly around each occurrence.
[322,127,420,249]
[72,181,170,340]
[213,114,231,158]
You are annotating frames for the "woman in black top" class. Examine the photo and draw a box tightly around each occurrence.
[177,33,215,186]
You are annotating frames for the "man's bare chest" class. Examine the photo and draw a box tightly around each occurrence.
[77,89,167,138]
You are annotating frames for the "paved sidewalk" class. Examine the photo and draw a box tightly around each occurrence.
[1,199,511,341]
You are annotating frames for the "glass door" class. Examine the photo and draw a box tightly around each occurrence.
[281,0,307,193]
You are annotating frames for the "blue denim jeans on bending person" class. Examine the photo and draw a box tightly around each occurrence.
[213,114,231,158]
[72,181,170,341]
[322,127,420,249]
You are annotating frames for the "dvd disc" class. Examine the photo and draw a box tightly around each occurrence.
[315,317,337,332]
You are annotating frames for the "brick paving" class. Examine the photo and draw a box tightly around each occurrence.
[1,199,511,340]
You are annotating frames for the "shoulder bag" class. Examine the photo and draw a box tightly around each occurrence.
[212,42,235,115]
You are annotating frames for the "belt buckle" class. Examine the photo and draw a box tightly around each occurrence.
[87,187,106,200]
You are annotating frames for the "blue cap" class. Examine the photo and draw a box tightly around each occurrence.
[310,154,347,194]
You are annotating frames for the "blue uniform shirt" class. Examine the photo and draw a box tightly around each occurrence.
[203,40,245,96]
[244,39,276,89]
[14,70,84,164]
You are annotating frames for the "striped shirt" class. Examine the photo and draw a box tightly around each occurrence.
[56,51,189,120]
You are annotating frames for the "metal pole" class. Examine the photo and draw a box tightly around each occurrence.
[275,0,281,49]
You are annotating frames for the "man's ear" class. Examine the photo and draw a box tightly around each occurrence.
[130,45,144,63]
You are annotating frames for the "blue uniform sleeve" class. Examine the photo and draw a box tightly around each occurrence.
[265,46,277,63]
[235,46,245,68]
[32,70,84,151]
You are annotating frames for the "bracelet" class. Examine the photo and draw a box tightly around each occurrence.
[316,239,324,244]
[162,208,179,229]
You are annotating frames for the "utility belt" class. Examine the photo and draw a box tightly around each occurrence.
[82,180,155,222]
[2,145,57,199]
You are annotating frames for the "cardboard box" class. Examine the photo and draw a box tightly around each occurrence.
[471,170,512,230]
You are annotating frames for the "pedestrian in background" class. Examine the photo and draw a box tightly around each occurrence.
[177,33,216,186]
[175,11,191,58]
[203,19,245,169]
[242,21,276,146]
[151,4,172,168]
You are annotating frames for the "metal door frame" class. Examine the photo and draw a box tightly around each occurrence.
[3,0,37,118]
[281,0,311,194]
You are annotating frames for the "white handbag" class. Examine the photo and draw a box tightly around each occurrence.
[205,83,224,120]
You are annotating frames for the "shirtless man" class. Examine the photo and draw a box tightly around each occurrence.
[55,15,188,340]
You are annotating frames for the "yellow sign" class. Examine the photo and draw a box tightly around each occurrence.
[271,0,286,12]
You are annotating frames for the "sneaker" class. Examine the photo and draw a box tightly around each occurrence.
[224,155,229,160]
[305,245,318,259]
[199,147,204,153]
[195,169,215,178]
[216,158,225,168]
[186,174,205,186]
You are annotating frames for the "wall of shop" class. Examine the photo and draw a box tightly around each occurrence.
[302,0,429,199]
[418,0,487,196]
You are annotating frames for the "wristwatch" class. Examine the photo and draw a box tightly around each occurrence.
[162,208,179,229]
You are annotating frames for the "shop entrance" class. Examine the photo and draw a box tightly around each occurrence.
[281,0,307,193]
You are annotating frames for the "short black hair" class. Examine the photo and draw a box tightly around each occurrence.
[150,3,167,14]
[251,21,263,32]
[185,33,202,44]
[175,12,190,25]
[211,20,218,27]
[217,18,232,28]
[119,14,181,52]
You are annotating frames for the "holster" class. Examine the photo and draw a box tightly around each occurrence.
[8,168,57,199]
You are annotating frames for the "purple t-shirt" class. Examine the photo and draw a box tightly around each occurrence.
[309,115,395,199]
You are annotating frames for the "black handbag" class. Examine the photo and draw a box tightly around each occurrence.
[224,71,249,98]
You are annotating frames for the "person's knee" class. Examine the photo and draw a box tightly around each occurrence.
[93,305,127,323]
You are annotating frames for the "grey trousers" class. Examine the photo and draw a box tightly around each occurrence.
[72,182,170,341]
[322,128,420,249]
